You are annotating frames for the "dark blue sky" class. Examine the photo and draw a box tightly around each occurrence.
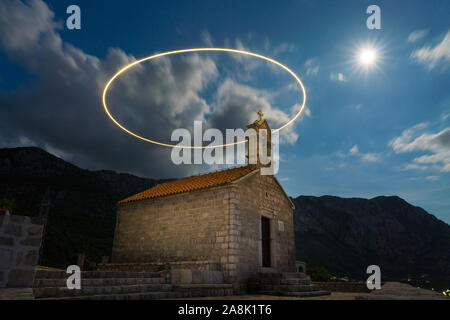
[0,0,449,223]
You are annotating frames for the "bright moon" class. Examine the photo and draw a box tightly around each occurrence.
[359,49,377,65]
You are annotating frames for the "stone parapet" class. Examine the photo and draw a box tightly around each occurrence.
[0,212,43,288]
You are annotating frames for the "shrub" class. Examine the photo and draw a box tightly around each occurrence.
[307,266,332,282]
[0,198,16,213]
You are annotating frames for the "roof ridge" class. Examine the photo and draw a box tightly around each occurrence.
[118,165,257,204]
[164,164,250,181]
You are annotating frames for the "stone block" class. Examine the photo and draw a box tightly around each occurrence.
[191,270,202,284]
[7,269,35,287]
[20,237,41,247]
[15,252,23,266]
[226,263,237,270]
[30,217,44,225]
[4,223,22,237]
[24,250,39,266]
[28,226,43,237]
[9,215,26,223]
[0,248,13,269]
[0,236,14,246]
[228,242,239,249]
[211,271,224,284]
[171,269,193,284]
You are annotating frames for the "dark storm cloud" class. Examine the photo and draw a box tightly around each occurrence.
[0,0,298,178]
[210,79,300,144]
[0,0,216,178]
[109,54,217,141]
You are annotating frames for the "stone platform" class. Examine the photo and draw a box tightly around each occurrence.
[255,272,330,297]
[32,269,233,300]
[0,287,34,300]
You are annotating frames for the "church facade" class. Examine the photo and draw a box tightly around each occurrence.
[110,115,297,290]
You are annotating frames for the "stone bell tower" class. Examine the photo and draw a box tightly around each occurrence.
[246,110,272,168]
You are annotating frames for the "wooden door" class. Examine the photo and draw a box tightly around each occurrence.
[261,216,271,267]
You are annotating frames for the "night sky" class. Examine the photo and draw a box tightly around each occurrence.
[0,0,449,223]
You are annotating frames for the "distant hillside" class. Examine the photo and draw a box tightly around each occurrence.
[0,147,164,267]
[293,195,450,279]
[1,147,450,279]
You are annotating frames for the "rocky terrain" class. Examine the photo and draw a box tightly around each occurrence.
[293,195,450,279]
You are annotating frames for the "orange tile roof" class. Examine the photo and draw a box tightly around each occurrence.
[118,165,257,204]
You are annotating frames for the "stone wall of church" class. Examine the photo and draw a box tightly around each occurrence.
[111,170,295,291]
[111,186,233,269]
[232,172,296,291]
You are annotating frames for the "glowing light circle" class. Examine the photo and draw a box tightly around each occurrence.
[102,48,307,148]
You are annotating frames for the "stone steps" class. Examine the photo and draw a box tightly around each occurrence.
[33,270,171,299]
[38,291,186,300]
[34,270,165,279]
[260,284,321,292]
[34,277,164,288]
[33,269,233,299]
[284,290,331,297]
[172,284,234,297]
[259,290,331,298]
[260,278,311,285]
[255,272,329,297]
[34,283,172,299]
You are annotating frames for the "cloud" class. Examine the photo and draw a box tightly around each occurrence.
[330,72,346,82]
[442,113,450,122]
[407,29,429,43]
[329,145,382,169]
[260,37,295,56]
[201,30,214,47]
[403,164,429,171]
[272,43,295,55]
[349,145,359,155]
[410,30,450,71]
[209,78,299,145]
[0,0,219,178]
[390,123,450,172]
[348,144,381,162]
[408,175,439,181]
[354,104,363,110]
[361,153,381,162]
[304,58,319,76]
[0,0,301,178]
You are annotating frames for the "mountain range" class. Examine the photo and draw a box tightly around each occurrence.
[1,147,449,278]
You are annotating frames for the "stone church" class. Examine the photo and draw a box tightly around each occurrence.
[110,113,297,291]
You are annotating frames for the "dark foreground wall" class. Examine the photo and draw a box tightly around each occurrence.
[0,212,43,287]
